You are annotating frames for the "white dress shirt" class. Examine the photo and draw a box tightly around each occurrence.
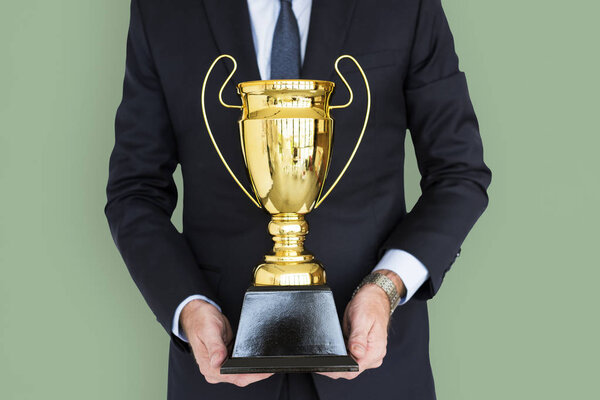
[172,0,429,342]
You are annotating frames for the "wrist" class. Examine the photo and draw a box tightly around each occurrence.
[356,284,391,313]
[180,299,218,335]
[353,271,406,315]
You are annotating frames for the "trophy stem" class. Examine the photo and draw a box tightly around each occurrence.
[268,213,312,262]
[253,213,326,286]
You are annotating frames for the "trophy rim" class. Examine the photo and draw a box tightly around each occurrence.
[237,79,335,92]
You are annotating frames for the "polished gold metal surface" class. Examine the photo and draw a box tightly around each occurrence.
[238,79,334,215]
[201,54,371,286]
[255,213,326,286]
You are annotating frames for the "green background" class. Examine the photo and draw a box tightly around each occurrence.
[1,0,598,398]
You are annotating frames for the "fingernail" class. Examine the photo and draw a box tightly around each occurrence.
[210,354,217,367]
[352,344,365,355]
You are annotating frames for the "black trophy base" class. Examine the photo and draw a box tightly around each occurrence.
[221,355,357,374]
[221,285,358,374]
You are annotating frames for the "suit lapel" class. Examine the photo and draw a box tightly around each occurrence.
[301,0,358,80]
[201,0,357,82]
[202,0,261,83]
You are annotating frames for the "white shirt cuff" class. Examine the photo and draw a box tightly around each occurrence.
[172,295,222,342]
[372,249,429,305]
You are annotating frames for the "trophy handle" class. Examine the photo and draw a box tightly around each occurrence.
[201,54,261,208]
[315,55,371,209]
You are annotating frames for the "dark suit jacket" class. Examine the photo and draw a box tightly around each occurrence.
[105,0,491,399]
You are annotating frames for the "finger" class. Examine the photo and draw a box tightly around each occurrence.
[198,348,272,386]
[190,341,219,380]
[190,340,210,370]
[359,326,387,369]
[347,316,371,360]
[342,305,351,338]
[209,346,227,368]
[317,371,361,380]
[186,316,268,386]
[201,329,228,368]
[205,372,273,386]
[222,317,234,346]
[228,373,274,387]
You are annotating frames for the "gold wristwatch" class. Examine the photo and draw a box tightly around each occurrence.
[352,272,402,315]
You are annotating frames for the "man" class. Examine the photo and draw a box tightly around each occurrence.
[105,0,491,399]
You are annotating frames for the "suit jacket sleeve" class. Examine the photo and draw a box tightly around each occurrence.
[379,0,492,299]
[104,0,219,341]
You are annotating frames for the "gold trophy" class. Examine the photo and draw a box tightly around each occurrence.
[201,54,370,373]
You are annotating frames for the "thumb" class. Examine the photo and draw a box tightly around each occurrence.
[347,320,369,360]
[203,331,228,368]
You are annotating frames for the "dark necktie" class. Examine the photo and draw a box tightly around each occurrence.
[270,0,301,79]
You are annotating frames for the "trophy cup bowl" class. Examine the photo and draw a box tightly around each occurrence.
[201,55,370,373]
[240,79,333,287]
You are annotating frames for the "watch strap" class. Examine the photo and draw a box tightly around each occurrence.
[352,272,401,315]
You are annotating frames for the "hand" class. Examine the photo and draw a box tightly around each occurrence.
[180,299,273,387]
[318,270,405,380]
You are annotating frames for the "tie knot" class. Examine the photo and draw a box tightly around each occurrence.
[281,0,292,4]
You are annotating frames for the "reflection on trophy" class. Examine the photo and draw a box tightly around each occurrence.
[201,54,370,373]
